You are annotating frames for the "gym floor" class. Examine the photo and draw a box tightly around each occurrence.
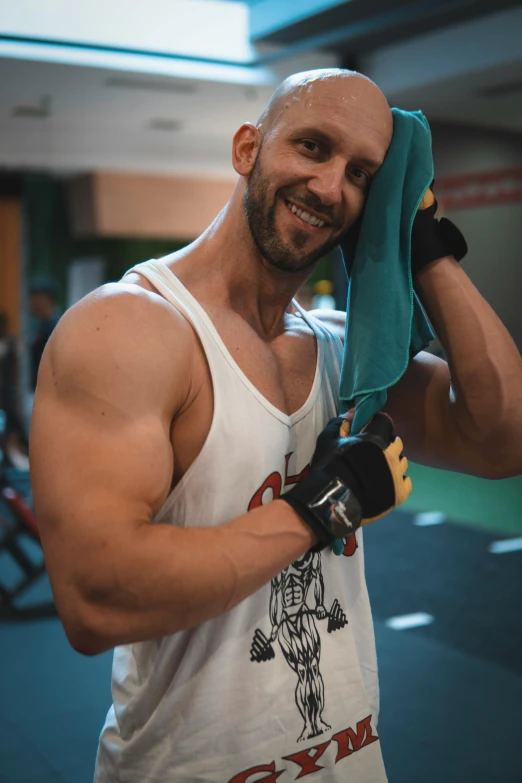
[1,464,521,783]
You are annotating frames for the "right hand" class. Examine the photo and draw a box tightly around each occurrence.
[281,412,412,550]
[410,182,468,276]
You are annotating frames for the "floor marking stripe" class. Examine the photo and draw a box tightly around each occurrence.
[488,537,522,554]
[385,613,434,630]
[413,511,446,526]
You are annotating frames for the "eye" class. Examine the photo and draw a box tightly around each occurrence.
[300,139,320,153]
[350,168,371,186]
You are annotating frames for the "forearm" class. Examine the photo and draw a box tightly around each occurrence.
[64,500,314,655]
[415,256,522,467]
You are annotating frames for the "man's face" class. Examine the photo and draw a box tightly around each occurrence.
[243,77,392,274]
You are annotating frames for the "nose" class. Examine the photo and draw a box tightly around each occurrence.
[306,159,345,208]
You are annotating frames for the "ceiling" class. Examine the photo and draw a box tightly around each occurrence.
[0,1,521,178]
[0,57,275,177]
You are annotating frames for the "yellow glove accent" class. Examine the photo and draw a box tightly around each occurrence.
[384,436,412,507]
[339,418,351,438]
[362,435,412,525]
[419,188,435,210]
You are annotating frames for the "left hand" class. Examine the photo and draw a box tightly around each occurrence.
[312,412,412,526]
[281,411,412,551]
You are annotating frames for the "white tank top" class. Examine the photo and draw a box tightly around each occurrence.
[95,259,387,783]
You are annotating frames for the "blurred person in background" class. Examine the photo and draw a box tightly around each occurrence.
[0,311,28,468]
[29,278,60,391]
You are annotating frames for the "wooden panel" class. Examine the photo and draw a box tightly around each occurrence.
[0,198,22,333]
[68,172,237,240]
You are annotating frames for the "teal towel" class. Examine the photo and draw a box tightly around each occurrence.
[338,108,435,434]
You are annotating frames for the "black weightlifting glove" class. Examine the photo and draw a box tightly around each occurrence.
[281,413,412,551]
[410,185,468,277]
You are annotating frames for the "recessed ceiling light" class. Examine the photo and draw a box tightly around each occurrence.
[12,95,52,119]
[148,118,183,132]
[106,76,196,95]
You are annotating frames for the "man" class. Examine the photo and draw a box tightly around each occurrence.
[30,70,522,782]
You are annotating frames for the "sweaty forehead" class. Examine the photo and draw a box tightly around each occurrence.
[271,76,392,157]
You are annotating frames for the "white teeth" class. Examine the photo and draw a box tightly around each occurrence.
[286,200,326,228]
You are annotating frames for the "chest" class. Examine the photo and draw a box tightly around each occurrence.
[210,308,319,414]
[170,310,320,485]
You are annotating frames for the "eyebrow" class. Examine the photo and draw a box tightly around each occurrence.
[290,126,384,170]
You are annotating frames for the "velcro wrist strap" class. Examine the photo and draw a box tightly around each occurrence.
[282,468,363,551]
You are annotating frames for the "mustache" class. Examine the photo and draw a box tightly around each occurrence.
[281,190,340,228]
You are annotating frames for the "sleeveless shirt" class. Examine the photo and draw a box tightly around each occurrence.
[94,259,387,783]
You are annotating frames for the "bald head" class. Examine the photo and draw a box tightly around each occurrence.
[235,68,393,274]
[257,68,391,142]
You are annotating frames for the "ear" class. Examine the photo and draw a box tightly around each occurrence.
[232,123,261,176]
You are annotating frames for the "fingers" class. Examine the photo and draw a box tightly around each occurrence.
[397,474,413,505]
[419,188,435,210]
[384,436,412,505]
[312,416,348,465]
[388,437,409,475]
[323,416,346,437]
[362,411,394,442]
[387,435,403,460]
[338,407,355,438]
[339,419,351,438]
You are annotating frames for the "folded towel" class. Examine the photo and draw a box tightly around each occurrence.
[338,108,435,434]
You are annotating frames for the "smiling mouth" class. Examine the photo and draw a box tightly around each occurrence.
[284,199,329,229]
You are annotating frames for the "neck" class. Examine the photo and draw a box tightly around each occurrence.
[168,184,315,338]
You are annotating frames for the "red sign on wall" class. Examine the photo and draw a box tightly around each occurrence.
[436,167,522,210]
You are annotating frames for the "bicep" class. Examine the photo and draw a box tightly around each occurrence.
[29,288,187,611]
[31,378,174,541]
[310,311,491,473]
[384,351,494,477]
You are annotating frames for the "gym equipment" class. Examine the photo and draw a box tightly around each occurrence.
[0,409,56,618]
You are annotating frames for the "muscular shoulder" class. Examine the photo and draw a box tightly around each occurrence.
[308,308,346,343]
[39,282,196,418]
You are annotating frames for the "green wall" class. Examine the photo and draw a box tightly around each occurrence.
[404,461,522,536]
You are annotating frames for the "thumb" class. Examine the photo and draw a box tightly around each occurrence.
[339,408,355,438]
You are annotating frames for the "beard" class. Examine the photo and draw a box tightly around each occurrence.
[243,153,341,274]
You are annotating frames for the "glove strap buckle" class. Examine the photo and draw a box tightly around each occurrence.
[309,478,363,541]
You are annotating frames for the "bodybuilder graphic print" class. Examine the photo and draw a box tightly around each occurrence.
[248,454,350,741]
[250,550,348,742]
